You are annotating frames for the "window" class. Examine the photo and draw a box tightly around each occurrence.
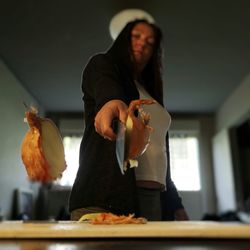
[169,133,201,191]
[57,121,201,192]
[55,118,84,186]
[56,136,81,186]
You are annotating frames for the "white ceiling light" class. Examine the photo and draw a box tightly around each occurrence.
[109,9,155,40]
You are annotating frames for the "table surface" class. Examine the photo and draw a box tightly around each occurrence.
[0,220,250,239]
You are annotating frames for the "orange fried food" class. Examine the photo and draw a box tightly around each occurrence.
[90,212,147,225]
[125,99,155,166]
[21,106,66,182]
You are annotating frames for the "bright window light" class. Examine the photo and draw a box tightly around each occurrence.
[169,134,201,191]
[56,136,81,186]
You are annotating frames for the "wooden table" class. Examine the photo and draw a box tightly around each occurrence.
[0,221,250,249]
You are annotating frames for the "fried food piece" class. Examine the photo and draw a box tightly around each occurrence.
[79,212,147,224]
[21,106,66,182]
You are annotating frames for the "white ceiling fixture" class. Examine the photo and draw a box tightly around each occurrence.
[109,9,155,40]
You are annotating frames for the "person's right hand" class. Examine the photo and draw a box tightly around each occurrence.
[94,99,128,140]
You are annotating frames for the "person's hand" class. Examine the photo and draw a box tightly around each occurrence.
[174,208,189,221]
[94,99,128,140]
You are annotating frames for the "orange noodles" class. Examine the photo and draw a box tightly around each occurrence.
[21,106,66,182]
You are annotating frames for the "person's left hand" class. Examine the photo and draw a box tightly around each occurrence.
[94,99,128,140]
[174,208,189,221]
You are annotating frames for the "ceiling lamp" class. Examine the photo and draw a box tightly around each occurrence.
[109,8,155,40]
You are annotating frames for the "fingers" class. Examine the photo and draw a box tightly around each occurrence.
[118,105,128,125]
[94,111,116,140]
[94,100,128,141]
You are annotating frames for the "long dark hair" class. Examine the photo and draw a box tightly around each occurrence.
[107,19,164,105]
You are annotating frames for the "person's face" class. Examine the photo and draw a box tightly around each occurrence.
[131,22,156,71]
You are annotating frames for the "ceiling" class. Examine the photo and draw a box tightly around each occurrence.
[1,0,250,114]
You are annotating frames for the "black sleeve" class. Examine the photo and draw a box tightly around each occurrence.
[160,133,184,220]
[82,54,127,112]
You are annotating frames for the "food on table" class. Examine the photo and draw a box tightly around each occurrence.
[78,212,147,224]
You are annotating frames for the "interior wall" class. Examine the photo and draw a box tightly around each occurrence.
[179,191,203,220]
[216,74,250,131]
[198,115,217,216]
[212,129,237,213]
[213,73,250,214]
[170,114,216,220]
[0,59,43,219]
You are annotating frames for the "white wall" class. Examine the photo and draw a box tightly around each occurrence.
[212,129,237,213]
[0,59,43,219]
[212,74,250,213]
[216,74,250,131]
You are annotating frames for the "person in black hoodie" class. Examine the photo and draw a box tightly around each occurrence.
[69,19,188,221]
